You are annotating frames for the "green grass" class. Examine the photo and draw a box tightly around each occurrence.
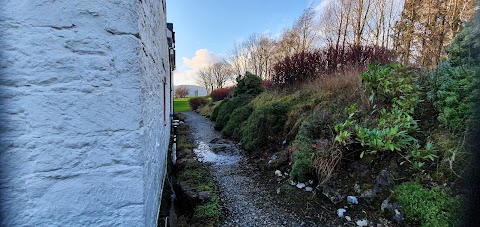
[174,98,191,112]
[394,181,462,227]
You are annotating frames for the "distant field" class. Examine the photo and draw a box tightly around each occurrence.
[174,98,191,112]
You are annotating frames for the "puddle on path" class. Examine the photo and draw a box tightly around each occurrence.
[193,141,241,166]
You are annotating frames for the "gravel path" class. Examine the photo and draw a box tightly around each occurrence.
[183,112,316,227]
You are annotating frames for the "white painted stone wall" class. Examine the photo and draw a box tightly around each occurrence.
[0,0,171,226]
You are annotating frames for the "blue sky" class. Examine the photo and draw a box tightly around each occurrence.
[167,0,320,85]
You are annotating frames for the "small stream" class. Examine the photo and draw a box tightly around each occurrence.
[194,141,241,165]
[183,112,315,226]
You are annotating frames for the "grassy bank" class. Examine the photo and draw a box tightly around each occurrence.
[173,113,223,226]
[174,98,191,112]
[204,66,470,226]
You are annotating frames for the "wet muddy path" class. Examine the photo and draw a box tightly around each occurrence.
[183,112,318,226]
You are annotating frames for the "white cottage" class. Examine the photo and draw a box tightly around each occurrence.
[0,0,174,226]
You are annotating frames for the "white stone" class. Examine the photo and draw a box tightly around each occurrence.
[296,183,306,189]
[275,170,282,177]
[305,187,314,192]
[0,0,172,226]
[337,208,347,217]
[356,219,369,227]
[347,195,359,204]
[345,216,352,222]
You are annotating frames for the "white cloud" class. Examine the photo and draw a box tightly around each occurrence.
[173,70,198,86]
[182,49,223,69]
[174,49,224,86]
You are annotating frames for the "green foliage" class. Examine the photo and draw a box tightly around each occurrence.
[290,109,338,182]
[361,63,420,113]
[214,94,253,131]
[430,62,478,132]
[192,200,222,224]
[233,72,264,97]
[394,181,462,227]
[426,13,479,133]
[447,11,480,68]
[177,153,222,226]
[401,142,438,170]
[176,137,194,151]
[210,100,224,121]
[290,151,314,182]
[222,105,253,138]
[334,64,436,169]
[241,103,289,152]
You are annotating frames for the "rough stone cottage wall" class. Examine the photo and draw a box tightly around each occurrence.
[0,0,171,226]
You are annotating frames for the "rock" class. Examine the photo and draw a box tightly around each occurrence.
[209,138,223,143]
[305,187,313,192]
[319,185,344,204]
[269,154,278,163]
[296,183,306,189]
[345,216,352,222]
[361,170,394,200]
[276,188,281,194]
[393,209,405,222]
[380,199,392,212]
[177,181,199,208]
[337,208,347,217]
[198,191,211,203]
[308,180,314,185]
[381,199,405,222]
[356,219,369,227]
[210,143,233,153]
[347,196,358,204]
[360,189,377,198]
[275,170,282,177]
[266,151,289,169]
[375,170,393,189]
[289,180,296,186]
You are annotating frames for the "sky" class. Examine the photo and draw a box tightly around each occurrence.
[167,0,323,86]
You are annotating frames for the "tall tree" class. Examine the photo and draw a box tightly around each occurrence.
[196,67,213,94]
[394,0,476,66]
[210,61,232,89]
[229,34,275,80]
[352,0,373,45]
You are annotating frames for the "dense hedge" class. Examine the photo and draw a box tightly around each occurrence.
[189,97,208,110]
[272,45,395,87]
[232,72,264,97]
[210,86,235,102]
[214,94,253,131]
[241,103,289,152]
[222,105,253,138]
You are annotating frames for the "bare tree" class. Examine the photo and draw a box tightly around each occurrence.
[210,61,232,89]
[229,42,249,76]
[275,7,318,60]
[351,0,373,45]
[175,86,189,98]
[292,7,318,53]
[196,67,213,94]
[394,0,476,66]
[228,34,276,80]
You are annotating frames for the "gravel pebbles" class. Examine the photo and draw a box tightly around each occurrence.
[183,112,316,226]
